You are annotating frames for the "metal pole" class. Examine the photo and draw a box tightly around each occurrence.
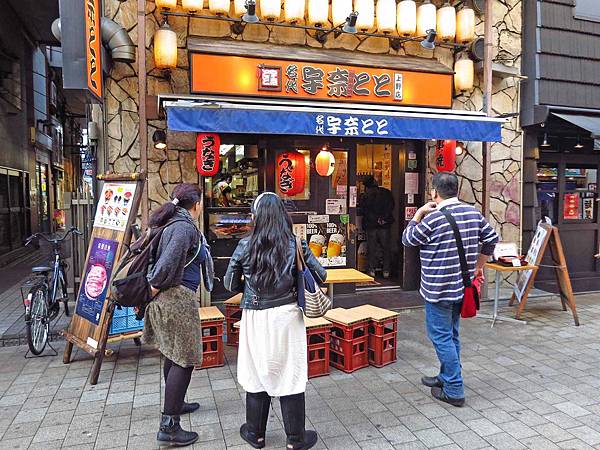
[138,0,149,229]
[481,0,493,219]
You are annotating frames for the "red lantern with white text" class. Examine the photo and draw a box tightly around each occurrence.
[276,151,305,196]
[315,150,335,176]
[196,133,220,176]
[435,140,456,172]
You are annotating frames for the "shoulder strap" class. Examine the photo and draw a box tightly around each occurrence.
[295,236,306,271]
[439,207,471,288]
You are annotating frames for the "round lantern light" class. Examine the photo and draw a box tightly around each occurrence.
[209,0,230,15]
[315,149,335,177]
[456,5,475,43]
[261,0,282,21]
[454,56,474,92]
[276,151,306,196]
[182,0,203,12]
[285,0,306,23]
[308,0,328,26]
[156,0,177,10]
[153,21,178,70]
[332,0,353,26]
[435,140,457,172]
[416,0,436,37]
[396,0,416,36]
[355,0,375,31]
[436,1,456,42]
[376,0,396,34]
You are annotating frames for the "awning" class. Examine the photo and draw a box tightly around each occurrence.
[553,113,600,138]
[162,96,504,142]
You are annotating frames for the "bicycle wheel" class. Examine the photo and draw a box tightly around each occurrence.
[26,285,49,356]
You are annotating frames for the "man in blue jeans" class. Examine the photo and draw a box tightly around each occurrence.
[402,173,498,406]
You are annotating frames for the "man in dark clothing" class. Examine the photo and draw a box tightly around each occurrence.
[359,176,395,278]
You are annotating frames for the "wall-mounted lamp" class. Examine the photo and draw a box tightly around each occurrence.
[455,141,466,155]
[316,148,336,176]
[540,133,550,148]
[153,19,177,70]
[421,29,437,50]
[153,130,167,150]
[574,136,584,149]
[454,55,474,92]
[156,0,177,10]
[316,12,358,43]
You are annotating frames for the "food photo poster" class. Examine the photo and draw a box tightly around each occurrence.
[94,182,137,231]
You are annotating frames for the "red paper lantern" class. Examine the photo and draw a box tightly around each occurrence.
[276,151,305,196]
[196,133,220,176]
[435,140,457,172]
[315,150,335,176]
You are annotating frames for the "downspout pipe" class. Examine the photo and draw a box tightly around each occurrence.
[51,17,136,63]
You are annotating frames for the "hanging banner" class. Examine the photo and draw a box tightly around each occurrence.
[276,150,308,198]
[196,133,221,176]
[436,140,457,172]
[84,0,102,101]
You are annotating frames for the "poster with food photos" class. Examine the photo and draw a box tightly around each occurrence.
[94,182,137,231]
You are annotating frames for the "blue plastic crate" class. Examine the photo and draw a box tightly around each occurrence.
[110,306,144,335]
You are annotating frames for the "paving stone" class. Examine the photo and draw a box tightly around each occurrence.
[484,432,527,449]
[447,429,490,450]
[379,425,418,445]
[31,424,69,443]
[553,401,591,419]
[359,437,395,450]
[533,422,575,443]
[519,435,561,450]
[465,417,504,437]
[348,421,385,442]
[568,425,600,446]
[413,426,453,447]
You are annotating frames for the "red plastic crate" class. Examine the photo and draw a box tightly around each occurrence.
[329,335,369,373]
[307,325,331,378]
[225,304,242,347]
[368,331,397,367]
[198,334,224,369]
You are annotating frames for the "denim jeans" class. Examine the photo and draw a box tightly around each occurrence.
[425,300,464,399]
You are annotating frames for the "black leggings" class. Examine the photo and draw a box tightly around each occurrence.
[163,357,193,416]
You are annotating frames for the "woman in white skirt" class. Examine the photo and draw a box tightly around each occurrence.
[224,192,326,450]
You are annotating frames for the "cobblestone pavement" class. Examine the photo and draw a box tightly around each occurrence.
[0,294,598,450]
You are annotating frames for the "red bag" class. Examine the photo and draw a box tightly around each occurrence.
[440,208,482,319]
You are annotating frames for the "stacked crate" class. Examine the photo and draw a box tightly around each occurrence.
[304,316,332,379]
[324,308,371,373]
[224,293,242,347]
[351,305,399,368]
[197,306,225,369]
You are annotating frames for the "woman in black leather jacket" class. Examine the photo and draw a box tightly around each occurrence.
[224,192,326,450]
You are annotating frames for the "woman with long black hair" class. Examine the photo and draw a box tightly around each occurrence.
[224,192,327,450]
[143,183,205,447]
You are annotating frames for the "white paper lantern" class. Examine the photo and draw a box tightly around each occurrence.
[209,0,230,14]
[416,0,436,37]
[182,0,203,11]
[454,57,474,91]
[233,0,247,16]
[436,2,456,42]
[376,0,396,34]
[154,23,178,70]
[308,0,328,26]
[355,0,374,31]
[456,5,475,43]
[156,0,178,10]
[396,0,416,36]
[285,0,306,22]
[332,0,353,26]
[261,0,281,20]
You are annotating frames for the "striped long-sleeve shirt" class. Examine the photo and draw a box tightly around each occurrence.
[402,198,499,303]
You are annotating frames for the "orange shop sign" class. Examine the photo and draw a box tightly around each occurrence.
[85,0,102,100]
[190,53,452,108]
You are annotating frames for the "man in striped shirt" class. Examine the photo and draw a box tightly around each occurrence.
[402,173,499,407]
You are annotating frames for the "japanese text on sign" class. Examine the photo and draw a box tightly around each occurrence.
[315,115,388,137]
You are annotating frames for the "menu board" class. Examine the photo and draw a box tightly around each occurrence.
[94,182,137,231]
[514,220,550,302]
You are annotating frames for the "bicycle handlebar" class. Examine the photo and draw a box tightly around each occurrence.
[25,227,83,246]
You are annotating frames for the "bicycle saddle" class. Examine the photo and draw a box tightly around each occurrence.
[31,266,52,274]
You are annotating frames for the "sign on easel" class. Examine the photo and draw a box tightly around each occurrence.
[62,173,146,384]
[510,219,579,326]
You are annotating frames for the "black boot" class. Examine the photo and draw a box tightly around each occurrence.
[157,414,199,447]
[240,391,271,449]
[180,402,200,414]
[280,393,318,450]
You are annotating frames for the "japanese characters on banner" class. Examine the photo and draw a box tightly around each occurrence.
[94,183,137,232]
[315,114,390,137]
[275,150,310,200]
[76,238,118,325]
[563,193,579,220]
[191,53,453,108]
[436,140,457,172]
[304,213,348,267]
[196,133,220,176]
[382,146,392,189]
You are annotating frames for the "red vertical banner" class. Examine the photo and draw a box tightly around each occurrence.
[276,151,305,196]
[435,140,457,172]
[85,0,103,101]
[196,134,221,176]
[563,193,580,220]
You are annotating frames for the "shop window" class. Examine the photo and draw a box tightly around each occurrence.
[574,0,600,22]
[563,167,597,221]
[536,164,558,223]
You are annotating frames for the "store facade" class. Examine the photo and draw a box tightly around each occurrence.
[104,0,523,303]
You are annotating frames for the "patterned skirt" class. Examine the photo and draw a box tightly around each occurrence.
[143,285,203,368]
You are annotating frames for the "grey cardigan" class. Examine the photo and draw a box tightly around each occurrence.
[147,208,200,290]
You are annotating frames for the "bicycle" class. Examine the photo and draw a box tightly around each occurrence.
[23,227,83,355]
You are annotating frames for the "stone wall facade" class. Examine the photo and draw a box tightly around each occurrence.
[104,0,523,243]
